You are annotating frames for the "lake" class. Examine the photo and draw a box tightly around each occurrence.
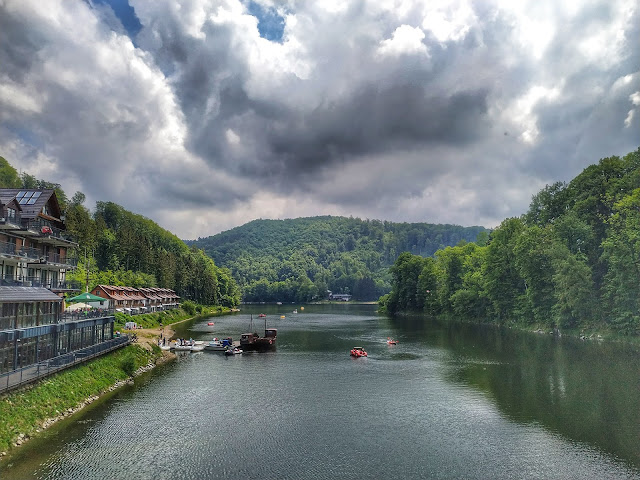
[1,304,639,479]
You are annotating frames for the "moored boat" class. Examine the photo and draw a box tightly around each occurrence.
[204,337,233,352]
[224,347,243,356]
[240,314,277,352]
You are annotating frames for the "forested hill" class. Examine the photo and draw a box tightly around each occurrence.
[186,216,488,302]
[381,148,640,336]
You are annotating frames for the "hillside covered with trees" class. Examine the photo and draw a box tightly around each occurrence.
[380,148,640,336]
[0,157,240,307]
[187,217,488,302]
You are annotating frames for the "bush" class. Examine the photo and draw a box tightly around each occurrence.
[120,354,136,377]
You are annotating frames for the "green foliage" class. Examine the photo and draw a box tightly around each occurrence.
[383,147,640,336]
[188,216,488,302]
[0,156,22,188]
[120,354,136,376]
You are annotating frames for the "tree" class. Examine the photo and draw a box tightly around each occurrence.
[484,218,526,323]
[0,157,21,188]
[601,188,640,334]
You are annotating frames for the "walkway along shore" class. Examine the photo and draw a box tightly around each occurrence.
[0,312,211,458]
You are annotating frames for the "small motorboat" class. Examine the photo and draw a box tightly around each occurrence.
[207,322,215,326]
[204,337,233,352]
[387,338,398,345]
[224,347,243,356]
[292,309,297,314]
[258,313,267,318]
[350,347,367,357]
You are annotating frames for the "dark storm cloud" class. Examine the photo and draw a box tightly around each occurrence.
[264,84,490,174]
[0,8,46,83]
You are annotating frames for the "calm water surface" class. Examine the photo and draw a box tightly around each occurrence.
[1,304,639,479]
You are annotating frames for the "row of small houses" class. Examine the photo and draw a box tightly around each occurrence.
[86,285,180,314]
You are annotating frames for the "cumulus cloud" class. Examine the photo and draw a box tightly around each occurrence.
[0,0,638,239]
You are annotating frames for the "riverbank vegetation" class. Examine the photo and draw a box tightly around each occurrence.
[187,216,487,302]
[380,149,640,336]
[112,300,233,332]
[0,344,157,456]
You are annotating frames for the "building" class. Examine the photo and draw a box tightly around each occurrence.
[92,285,180,314]
[0,190,124,393]
[0,189,78,292]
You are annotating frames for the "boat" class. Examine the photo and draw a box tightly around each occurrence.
[240,314,277,352]
[386,338,398,345]
[292,309,297,314]
[350,347,367,357]
[171,339,202,352]
[207,322,215,326]
[224,347,243,356]
[204,337,233,352]
[258,313,267,318]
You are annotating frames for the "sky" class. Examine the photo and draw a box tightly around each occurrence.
[0,0,638,240]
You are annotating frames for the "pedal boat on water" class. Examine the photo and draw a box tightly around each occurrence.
[350,346,368,357]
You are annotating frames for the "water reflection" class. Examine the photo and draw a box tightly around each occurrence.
[389,314,640,470]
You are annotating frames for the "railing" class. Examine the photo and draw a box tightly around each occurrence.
[0,335,131,394]
[21,218,76,245]
[0,276,83,290]
[0,240,40,260]
[0,212,21,226]
[60,308,116,323]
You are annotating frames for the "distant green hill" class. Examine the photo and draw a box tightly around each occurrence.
[186,216,488,302]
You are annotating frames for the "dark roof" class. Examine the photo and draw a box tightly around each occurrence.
[0,189,61,220]
[0,286,62,302]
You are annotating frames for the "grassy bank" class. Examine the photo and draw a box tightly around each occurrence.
[0,344,158,456]
[114,301,235,332]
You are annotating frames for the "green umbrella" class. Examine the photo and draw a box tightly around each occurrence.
[66,292,106,303]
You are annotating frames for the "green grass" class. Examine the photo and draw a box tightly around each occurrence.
[0,345,156,454]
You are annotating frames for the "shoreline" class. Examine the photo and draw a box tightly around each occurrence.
[0,313,211,459]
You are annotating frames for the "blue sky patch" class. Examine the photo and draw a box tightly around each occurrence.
[92,0,142,39]
[248,1,285,42]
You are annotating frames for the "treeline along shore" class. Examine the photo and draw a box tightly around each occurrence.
[380,148,640,338]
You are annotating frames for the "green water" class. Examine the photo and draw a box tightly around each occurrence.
[1,304,638,479]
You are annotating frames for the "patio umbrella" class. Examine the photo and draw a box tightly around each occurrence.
[66,292,105,303]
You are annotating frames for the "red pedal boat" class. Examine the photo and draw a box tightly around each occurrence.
[350,346,367,357]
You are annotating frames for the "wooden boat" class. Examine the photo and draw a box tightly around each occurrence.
[240,315,277,352]
[350,347,367,357]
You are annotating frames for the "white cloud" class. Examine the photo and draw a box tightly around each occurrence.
[377,24,428,57]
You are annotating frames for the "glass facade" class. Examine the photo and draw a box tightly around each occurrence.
[0,299,115,374]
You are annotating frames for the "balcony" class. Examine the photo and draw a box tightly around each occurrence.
[0,276,83,291]
[0,240,40,260]
[0,212,22,230]
[17,219,77,247]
